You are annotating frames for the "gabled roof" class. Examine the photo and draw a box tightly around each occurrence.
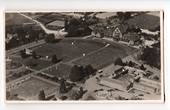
[47,20,65,27]
[116,23,129,34]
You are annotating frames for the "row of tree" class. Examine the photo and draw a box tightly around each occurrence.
[6,26,45,50]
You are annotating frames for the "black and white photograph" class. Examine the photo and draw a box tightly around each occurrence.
[5,11,164,101]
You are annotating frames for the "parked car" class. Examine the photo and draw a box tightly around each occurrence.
[98,69,103,73]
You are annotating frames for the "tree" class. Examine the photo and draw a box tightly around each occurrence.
[79,87,84,94]
[38,90,46,100]
[65,17,92,37]
[69,90,81,100]
[124,12,132,20]
[52,76,58,82]
[59,78,67,93]
[128,61,135,67]
[32,51,37,59]
[44,34,55,43]
[19,49,30,58]
[117,12,124,20]
[69,65,84,82]
[78,87,85,98]
[114,57,124,66]
[126,82,133,90]
[64,17,69,31]
[51,55,58,63]
[140,64,146,70]
[84,64,95,76]
[117,12,132,22]
[153,75,159,81]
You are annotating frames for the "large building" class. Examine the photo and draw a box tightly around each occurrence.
[99,77,130,91]
[46,20,65,30]
[133,77,161,94]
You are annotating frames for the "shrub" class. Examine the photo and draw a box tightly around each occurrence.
[38,90,46,100]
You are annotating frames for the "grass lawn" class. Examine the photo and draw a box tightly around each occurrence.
[73,45,127,69]
[10,77,58,100]
[43,63,72,79]
[6,13,34,26]
[126,13,160,30]
[33,39,105,62]
[21,38,133,74]
[32,38,132,76]
[23,57,53,70]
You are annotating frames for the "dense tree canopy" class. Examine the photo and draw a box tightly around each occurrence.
[65,17,92,37]
[141,46,160,68]
[6,25,45,50]
[84,64,96,76]
[117,12,132,21]
[69,65,84,82]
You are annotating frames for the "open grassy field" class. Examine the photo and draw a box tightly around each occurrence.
[73,45,127,69]
[33,39,106,62]
[36,13,66,25]
[34,38,133,79]
[126,12,160,30]
[10,38,133,76]
[10,77,57,100]
[6,13,34,26]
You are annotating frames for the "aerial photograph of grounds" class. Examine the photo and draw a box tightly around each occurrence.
[5,11,163,101]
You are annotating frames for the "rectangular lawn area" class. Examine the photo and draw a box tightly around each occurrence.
[23,57,54,70]
[43,63,72,79]
[10,77,58,100]
[72,46,127,69]
[33,39,105,62]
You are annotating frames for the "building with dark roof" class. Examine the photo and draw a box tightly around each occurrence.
[112,24,129,40]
